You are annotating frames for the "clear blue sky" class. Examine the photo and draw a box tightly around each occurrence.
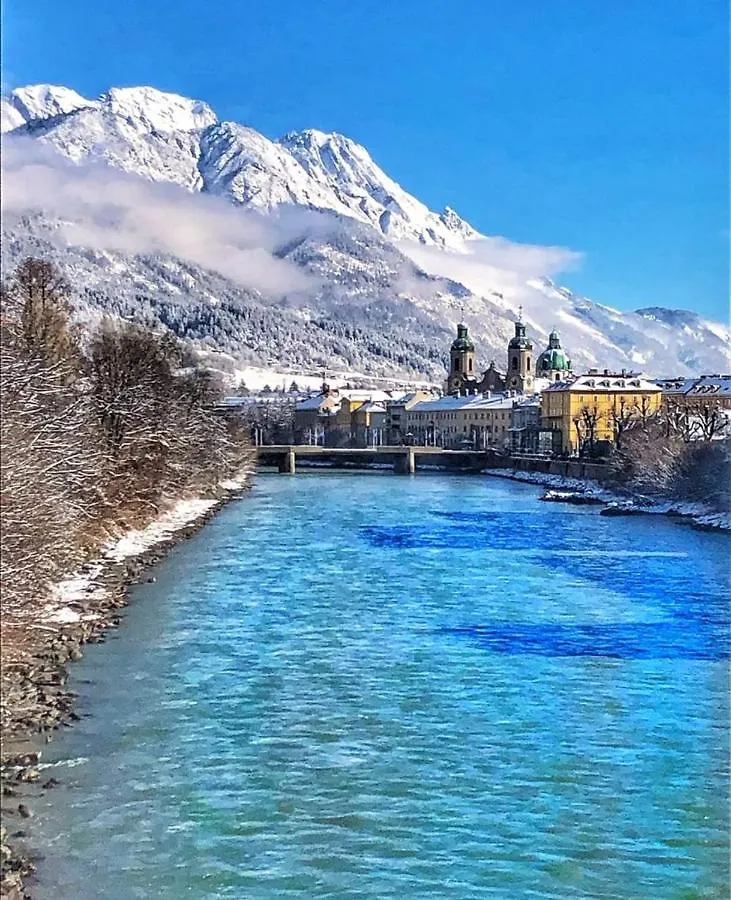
[3,0,729,321]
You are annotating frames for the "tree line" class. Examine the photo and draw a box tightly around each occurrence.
[604,400,730,510]
[1,258,252,643]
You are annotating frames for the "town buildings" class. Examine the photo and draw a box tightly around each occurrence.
[294,388,410,447]
[385,391,437,444]
[290,317,724,456]
[404,392,518,449]
[657,374,731,441]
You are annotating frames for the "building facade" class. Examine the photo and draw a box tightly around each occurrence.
[385,391,438,444]
[659,374,731,440]
[508,395,547,454]
[404,393,524,450]
[541,372,663,455]
[294,389,405,446]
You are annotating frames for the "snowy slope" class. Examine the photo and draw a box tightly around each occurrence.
[1,84,93,132]
[2,82,728,379]
[4,85,479,250]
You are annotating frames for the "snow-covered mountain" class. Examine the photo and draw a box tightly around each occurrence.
[2,83,728,380]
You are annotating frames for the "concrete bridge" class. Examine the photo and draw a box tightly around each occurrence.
[255,445,489,474]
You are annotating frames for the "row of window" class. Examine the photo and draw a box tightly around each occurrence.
[408,411,509,422]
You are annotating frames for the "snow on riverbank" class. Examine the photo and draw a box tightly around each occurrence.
[484,467,731,531]
[45,474,249,624]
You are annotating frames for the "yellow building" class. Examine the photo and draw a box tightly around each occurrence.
[542,371,663,455]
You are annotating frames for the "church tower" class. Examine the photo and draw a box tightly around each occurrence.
[506,313,534,393]
[446,323,475,394]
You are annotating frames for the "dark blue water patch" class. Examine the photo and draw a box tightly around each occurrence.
[434,510,513,523]
[361,521,562,550]
[441,622,730,660]
[538,552,730,626]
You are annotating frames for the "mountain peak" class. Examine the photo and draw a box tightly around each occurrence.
[99,86,218,134]
[280,128,367,154]
[440,206,479,240]
[3,79,728,378]
[2,84,93,132]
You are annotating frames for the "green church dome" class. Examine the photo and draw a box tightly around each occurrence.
[536,331,572,372]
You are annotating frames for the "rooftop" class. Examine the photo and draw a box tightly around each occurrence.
[545,373,662,393]
[408,393,520,413]
[659,374,731,396]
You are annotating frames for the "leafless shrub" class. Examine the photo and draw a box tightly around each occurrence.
[609,412,730,510]
[1,258,252,648]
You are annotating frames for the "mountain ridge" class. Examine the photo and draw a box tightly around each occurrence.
[2,83,728,380]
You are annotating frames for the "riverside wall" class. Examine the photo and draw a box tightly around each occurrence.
[485,453,611,483]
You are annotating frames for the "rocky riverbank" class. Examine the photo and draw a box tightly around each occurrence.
[484,468,731,532]
[0,475,251,900]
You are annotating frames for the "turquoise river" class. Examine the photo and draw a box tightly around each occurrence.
[30,473,729,899]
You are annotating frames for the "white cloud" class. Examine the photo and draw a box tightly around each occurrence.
[398,234,583,311]
[1,137,319,296]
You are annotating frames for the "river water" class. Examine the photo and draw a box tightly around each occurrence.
[30,474,729,899]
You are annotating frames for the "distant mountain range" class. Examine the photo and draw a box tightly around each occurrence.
[2,84,728,381]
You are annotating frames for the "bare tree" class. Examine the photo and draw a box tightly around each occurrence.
[1,259,253,654]
[6,258,79,370]
[609,397,637,450]
[573,405,600,456]
[663,397,691,440]
[687,399,728,442]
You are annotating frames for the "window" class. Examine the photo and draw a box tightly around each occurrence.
[469,358,473,372]
[512,357,518,370]
[527,357,531,370]
[454,358,461,372]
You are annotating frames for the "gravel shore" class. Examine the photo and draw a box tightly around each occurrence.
[0,478,251,899]
[484,467,730,531]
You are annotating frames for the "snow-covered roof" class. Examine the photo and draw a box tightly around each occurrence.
[358,401,388,413]
[339,389,406,402]
[660,374,731,397]
[409,393,518,413]
[296,394,332,411]
[386,391,439,407]
[545,373,662,393]
[512,394,542,408]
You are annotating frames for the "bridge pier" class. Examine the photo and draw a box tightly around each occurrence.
[395,447,416,474]
[279,448,296,474]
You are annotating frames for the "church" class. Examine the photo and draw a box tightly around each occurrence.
[444,317,572,396]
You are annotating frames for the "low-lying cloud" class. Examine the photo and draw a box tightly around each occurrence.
[2,136,583,312]
[1,138,318,296]
[399,235,583,307]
